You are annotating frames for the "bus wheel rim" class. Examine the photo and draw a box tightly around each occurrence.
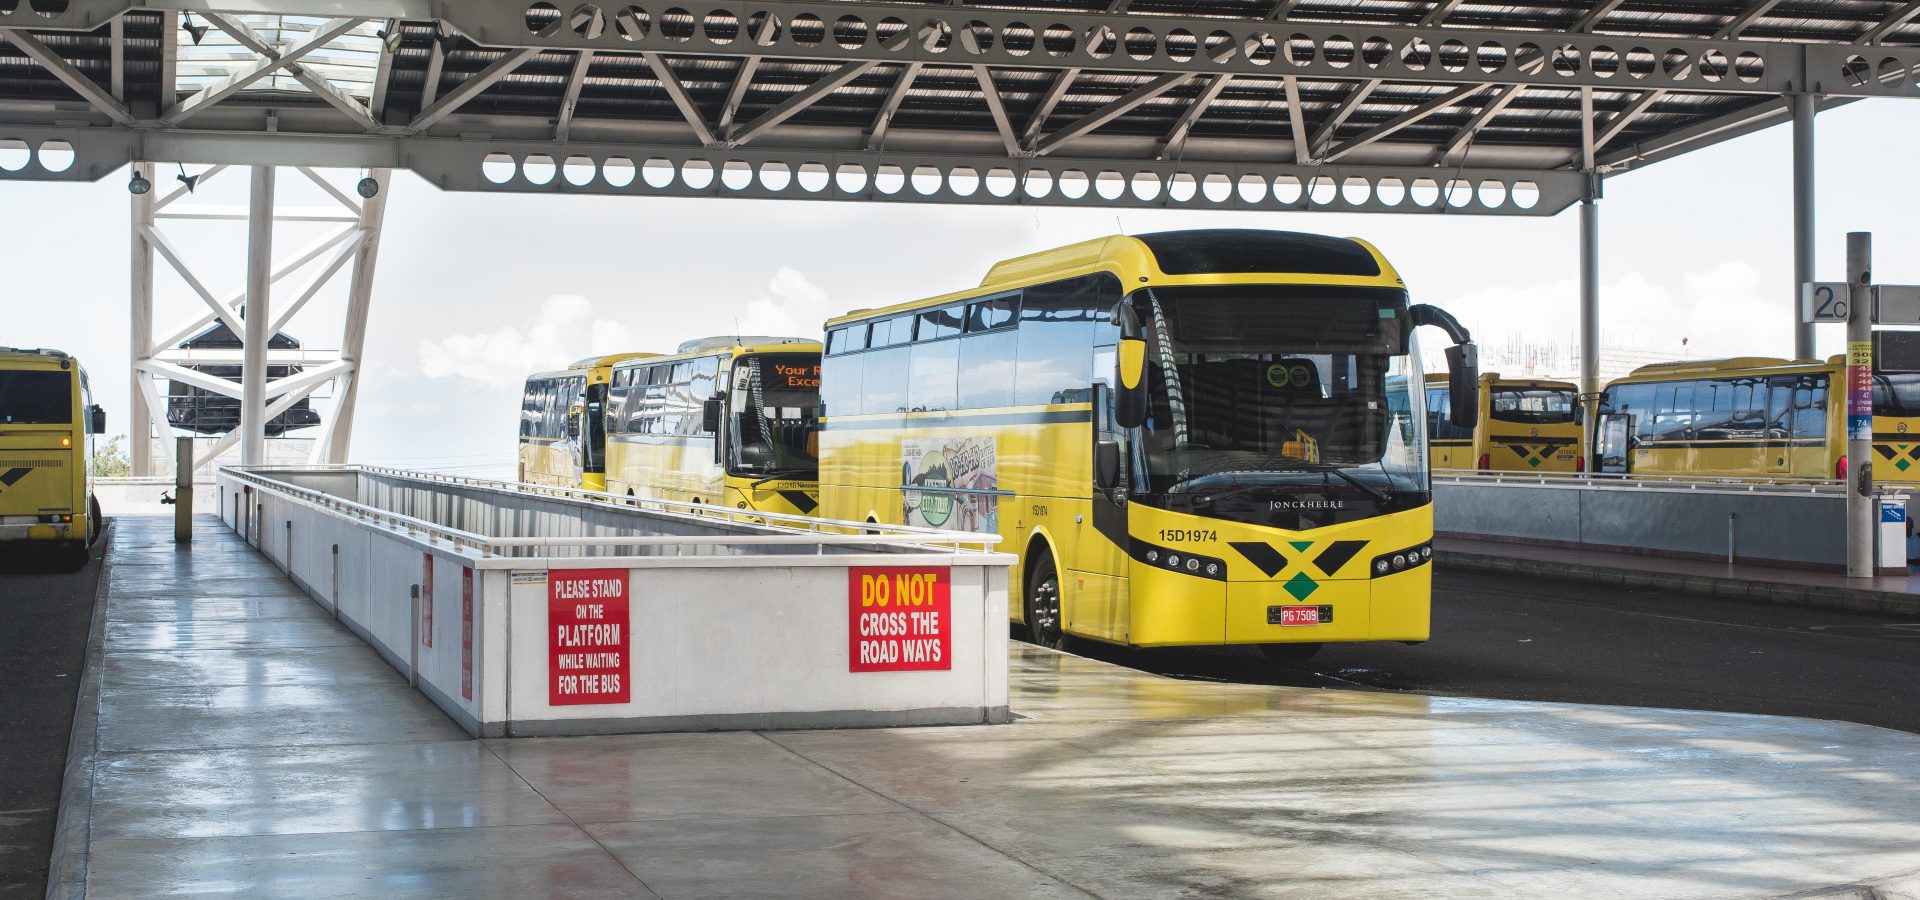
[1033,574,1061,640]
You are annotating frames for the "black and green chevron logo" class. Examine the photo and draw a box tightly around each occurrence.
[0,468,30,491]
[1229,539,1368,601]
[1875,443,1920,473]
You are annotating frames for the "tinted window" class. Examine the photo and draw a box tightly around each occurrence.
[1136,229,1382,277]
[1768,377,1794,437]
[873,316,914,348]
[1652,382,1692,440]
[1015,275,1110,406]
[1793,375,1828,439]
[2,370,75,425]
[966,295,1018,332]
[861,347,910,414]
[1874,373,1920,416]
[1488,387,1575,424]
[908,339,959,411]
[917,306,964,341]
[821,351,862,418]
[825,328,848,356]
[1605,384,1656,439]
[957,331,1018,409]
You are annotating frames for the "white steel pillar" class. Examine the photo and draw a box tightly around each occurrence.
[1579,190,1601,409]
[129,161,158,476]
[240,165,276,466]
[322,169,389,465]
[1792,93,1818,361]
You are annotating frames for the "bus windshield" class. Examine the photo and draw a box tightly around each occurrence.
[728,353,821,478]
[0,370,72,424]
[1489,386,1577,425]
[1130,286,1426,496]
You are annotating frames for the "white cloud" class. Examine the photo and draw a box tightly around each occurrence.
[418,294,632,387]
[738,267,834,337]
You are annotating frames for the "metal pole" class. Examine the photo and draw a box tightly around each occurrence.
[130,161,156,476]
[1846,231,1873,579]
[326,168,390,464]
[1792,93,1817,361]
[240,166,275,466]
[1579,193,1601,414]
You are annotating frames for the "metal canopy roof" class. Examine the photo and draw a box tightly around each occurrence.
[0,0,1916,214]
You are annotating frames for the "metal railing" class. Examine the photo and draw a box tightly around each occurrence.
[227,465,1006,558]
[1430,468,1871,496]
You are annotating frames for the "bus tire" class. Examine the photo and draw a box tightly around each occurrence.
[1024,553,1065,651]
[87,495,104,546]
[1258,642,1323,664]
[62,543,89,572]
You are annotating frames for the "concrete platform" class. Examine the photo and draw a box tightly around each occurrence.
[52,516,1920,898]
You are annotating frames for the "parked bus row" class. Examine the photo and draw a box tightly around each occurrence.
[521,228,1484,661]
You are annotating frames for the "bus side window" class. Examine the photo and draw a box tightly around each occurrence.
[1015,275,1105,406]
[862,347,909,414]
[1794,375,1828,439]
[821,344,864,419]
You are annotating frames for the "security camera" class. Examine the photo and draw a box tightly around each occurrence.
[356,176,380,199]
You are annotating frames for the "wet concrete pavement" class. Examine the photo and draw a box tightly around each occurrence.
[56,516,1920,898]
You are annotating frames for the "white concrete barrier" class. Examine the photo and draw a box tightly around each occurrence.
[216,466,1011,737]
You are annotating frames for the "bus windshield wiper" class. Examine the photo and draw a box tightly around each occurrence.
[1273,463,1391,504]
[750,468,813,487]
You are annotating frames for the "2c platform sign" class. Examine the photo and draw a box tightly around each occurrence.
[849,566,951,672]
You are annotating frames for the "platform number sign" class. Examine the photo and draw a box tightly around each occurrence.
[1801,283,1849,323]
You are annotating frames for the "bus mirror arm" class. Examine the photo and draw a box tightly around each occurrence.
[1112,303,1149,429]
[1411,304,1480,429]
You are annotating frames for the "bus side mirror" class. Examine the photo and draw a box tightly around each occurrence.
[1112,303,1147,429]
[565,406,581,439]
[1095,439,1122,492]
[701,397,722,434]
[89,405,106,435]
[1446,343,1479,429]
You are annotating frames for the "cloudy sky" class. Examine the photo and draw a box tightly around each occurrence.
[4,99,1917,476]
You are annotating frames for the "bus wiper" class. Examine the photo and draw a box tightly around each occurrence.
[750,468,812,487]
[1274,463,1391,504]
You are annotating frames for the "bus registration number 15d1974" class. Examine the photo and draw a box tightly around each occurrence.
[1158,529,1217,543]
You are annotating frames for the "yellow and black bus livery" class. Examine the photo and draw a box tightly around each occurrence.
[818,229,1478,661]
[0,347,106,567]
[603,337,822,516]
[519,352,658,491]
[1426,373,1582,473]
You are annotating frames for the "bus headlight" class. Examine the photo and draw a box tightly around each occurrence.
[1370,543,1433,578]
[1421,546,1432,560]
[1145,550,1158,562]
[1374,559,1390,575]
[1206,563,1219,576]
[1185,558,1199,571]
[1129,539,1225,581]
[1166,554,1180,568]
[1392,554,1406,569]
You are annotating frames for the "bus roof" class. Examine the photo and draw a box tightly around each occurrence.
[1423,372,1577,388]
[606,338,823,371]
[1612,356,1843,382]
[567,352,660,370]
[825,228,1405,328]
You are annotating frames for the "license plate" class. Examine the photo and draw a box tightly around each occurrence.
[1269,605,1331,626]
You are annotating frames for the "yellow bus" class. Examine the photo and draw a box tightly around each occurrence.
[1593,356,1920,484]
[604,337,823,515]
[818,229,1479,661]
[1,348,106,567]
[1426,373,1582,473]
[518,352,659,491]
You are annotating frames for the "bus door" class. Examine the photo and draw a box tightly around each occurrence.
[1766,377,1794,476]
[1070,380,1130,642]
[1595,414,1631,474]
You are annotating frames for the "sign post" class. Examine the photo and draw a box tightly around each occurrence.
[1846,232,1873,579]
[173,436,192,544]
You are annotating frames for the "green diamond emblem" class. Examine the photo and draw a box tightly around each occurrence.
[1528,457,1542,467]
[1899,459,1911,471]
[1288,541,1313,553]
[1283,572,1319,601]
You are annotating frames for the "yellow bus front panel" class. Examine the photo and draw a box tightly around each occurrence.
[1124,503,1432,648]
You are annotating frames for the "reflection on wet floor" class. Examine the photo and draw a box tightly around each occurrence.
[70,516,1920,899]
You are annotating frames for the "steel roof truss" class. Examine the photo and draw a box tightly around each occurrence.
[1157,73,1232,161]
[1324,83,1489,163]
[1718,0,1787,39]
[1593,89,1665,153]
[404,46,541,134]
[1033,72,1194,157]
[638,52,717,147]
[159,17,364,128]
[1309,79,1380,161]
[865,61,922,150]
[556,50,595,141]
[973,66,1022,157]
[1858,0,1920,43]
[1433,82,1523,166]
[0,27,137,125]
[1282,75,1309,165]
[206,13,379,131]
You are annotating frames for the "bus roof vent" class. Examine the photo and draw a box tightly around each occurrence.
[675,335,811,353]
[0,347,70,358]
[1135,229,1382,277]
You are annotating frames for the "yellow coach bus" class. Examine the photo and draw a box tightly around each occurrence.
[519,352,658,491]
[1426,373,1582,473]
[604,337,823,515]
[818,229,1479,661]
[1593,356,1920,484]
[1,348,106,567]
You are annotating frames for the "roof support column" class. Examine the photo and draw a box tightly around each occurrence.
[322,168,389,465]
[129,161,157,477]
[240,165,275,467]
[1793,92,1817,360]
[1579,181,1601,421]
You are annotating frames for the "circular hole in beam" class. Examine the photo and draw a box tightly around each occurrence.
[521,154,557,185]
[680,158,714,189]
[481,152,516,184]
[562,155,597,186]
[602,156,635,187]
[835,163,868,193]
[641,157,675,188]
[35,139,74,173]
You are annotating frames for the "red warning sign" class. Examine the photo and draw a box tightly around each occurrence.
[420,553,434,648]
[547,568,631,705]
[849,566,951,672]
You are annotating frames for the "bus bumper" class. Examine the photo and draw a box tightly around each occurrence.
[0,520,82,542]
[1128,563,1431,647]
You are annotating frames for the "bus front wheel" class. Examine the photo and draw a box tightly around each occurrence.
[1025,554,1065,650]
[1258,642,1323,664]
